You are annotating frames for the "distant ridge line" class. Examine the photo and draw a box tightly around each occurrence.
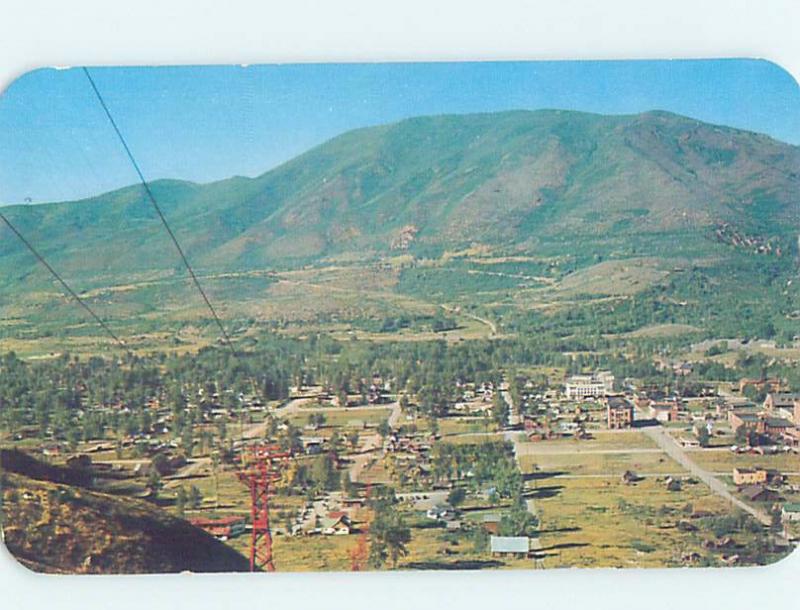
[0,210,124,346]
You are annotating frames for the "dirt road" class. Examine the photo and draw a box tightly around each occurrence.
[348,401,401,483]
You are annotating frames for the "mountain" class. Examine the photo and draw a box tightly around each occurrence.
[1,109,798,290]
[0,449,250,574]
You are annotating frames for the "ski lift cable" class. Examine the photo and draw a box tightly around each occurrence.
[83,67,235,355]
[0,210,125,347]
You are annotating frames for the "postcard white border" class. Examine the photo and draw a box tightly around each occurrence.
[0,2,798,610]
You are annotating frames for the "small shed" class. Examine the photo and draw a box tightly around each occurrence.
[781,503,800,522]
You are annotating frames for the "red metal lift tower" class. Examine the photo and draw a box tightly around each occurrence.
[237,443,291,572]
[349,483,372,571]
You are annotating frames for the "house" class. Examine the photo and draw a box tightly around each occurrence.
[605,397,634,429]
[739,378,782,394]
[673,362,694,377]
[426,504,457,521]
[757,416,794,437]
[41,443,64,457]
[763,392,800,414]
[481,514,502,534]
[301,436,325,455]
[523,416,538,434]
[733,467,768,486]
[621,470,640,485]
[728,409,760,433]
[490,536,529,557]
[739,485,777,503]
[189,516,246,540]
[781,503,800,522]
[665,477,682,492]
[320,515,351,535]
[781,427,800,447]
[650,400,680,423]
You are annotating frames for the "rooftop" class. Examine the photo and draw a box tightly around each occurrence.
[490,536,529,553]
[764,417,794,427]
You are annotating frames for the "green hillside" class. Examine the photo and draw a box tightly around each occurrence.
[2,109,797,283]
[0,109,798,353]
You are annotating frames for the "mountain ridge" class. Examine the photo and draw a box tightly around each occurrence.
[1,109,798,288]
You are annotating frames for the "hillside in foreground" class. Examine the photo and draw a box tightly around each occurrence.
[0,450,250,574]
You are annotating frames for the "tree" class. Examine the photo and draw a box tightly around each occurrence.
[146,468,162,497]
[377,420,392,440]
[695,423,710,448]
[472,526,490,553]
[369,502,411,569]
[210,451,221,508]
[66,427,81,452]
[175,486,187,517]
[329,431,345,454]
[492,391,509,428]
[308,412,326,429]
[188,485,203,509]
[310,454,339,492]
[341,471,357,497]
[447,487,467,508]
[499,495,538,537]
[181,425,194,457]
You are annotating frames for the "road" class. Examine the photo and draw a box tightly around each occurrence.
[500,386,521,430]
[499,388,544,566]
[514,445,667,457]
[464,312,497,336]
[440,304,497,338]
[642,426,772,526]
[348,401,402,483]
[163,456,210,488]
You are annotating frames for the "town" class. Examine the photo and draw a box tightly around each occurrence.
[3,342,797,571]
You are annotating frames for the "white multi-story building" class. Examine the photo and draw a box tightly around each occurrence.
[565,371,615,399]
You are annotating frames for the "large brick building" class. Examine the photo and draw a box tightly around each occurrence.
[606,396,634,429]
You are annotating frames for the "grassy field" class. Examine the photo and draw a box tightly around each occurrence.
[519,450,683,477]
[517,432,682,476]
[283,407,391,430]
[518,431,660,451]
[532,476,740,568]
[438,418,498,437]
[689,451,799,474]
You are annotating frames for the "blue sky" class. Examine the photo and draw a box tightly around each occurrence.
[0,59,798,205]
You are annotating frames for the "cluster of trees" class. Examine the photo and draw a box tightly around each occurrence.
[430,441,522,498]
[174,485,203,515]
[367,487,412,569]
[287,453,341,495]
[3,287,798,450]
